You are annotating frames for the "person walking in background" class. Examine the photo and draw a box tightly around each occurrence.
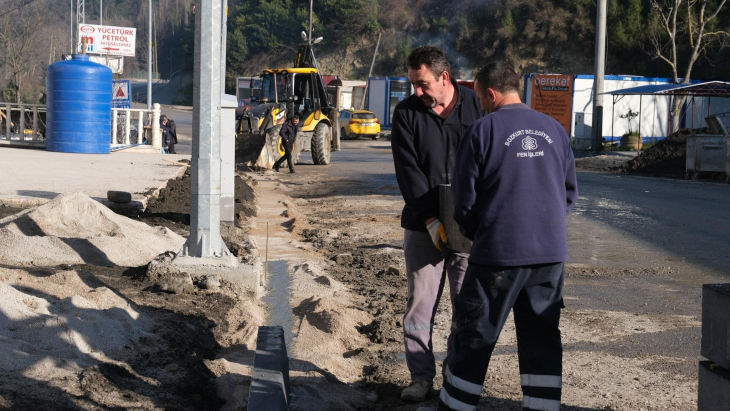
[438,61,578,411]
[390,46,483,403]
[273,114,299,173]
[160,115,178,154]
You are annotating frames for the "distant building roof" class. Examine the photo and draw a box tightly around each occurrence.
[603,81,730,97]
[322,76,342,86]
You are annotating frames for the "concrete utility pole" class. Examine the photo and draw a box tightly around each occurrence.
[220,0,228,93]
[591,0,608,152]
[184,0,223,257]
[147,0,152,110]
[360,32,381,110]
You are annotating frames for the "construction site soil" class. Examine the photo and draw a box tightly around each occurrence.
[620,129,693,177]
[0,143,709,410]
[0,172,263,410]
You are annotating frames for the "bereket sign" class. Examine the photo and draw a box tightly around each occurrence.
[79,24,136,57]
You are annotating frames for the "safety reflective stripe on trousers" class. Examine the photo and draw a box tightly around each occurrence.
[523,395,561,411]
[520,374,562,388]
[439,388,477,411]
[445,365,482,395]
[403,323,432,332]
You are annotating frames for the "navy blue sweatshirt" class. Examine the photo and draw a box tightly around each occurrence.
[451,103,578,266]
[391,81,483,232]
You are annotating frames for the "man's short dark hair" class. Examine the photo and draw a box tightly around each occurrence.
[292,114,300,120]
[407,46,451,80]
[474,62,520,94]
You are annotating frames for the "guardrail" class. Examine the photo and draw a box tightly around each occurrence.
[0,103,46,147]
[0,102,162,152]
[112,103,162,150]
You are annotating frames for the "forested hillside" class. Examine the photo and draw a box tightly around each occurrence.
[1,0,729,103]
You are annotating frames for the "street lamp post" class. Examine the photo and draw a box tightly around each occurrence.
[308,0,313,46]
[147,0,152,110]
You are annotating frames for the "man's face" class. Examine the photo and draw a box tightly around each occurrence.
[408,64,448,109]
[293,118,300,126]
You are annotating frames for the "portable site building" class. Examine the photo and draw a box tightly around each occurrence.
[338,80,366,110]
[366,77,414,129]
[523,74,730,145]
[524,74,682,144]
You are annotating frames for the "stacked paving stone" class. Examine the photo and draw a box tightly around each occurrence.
[699,284,730,410]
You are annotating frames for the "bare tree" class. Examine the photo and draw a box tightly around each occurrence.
[649,0,729,131]
[0,0,48,103]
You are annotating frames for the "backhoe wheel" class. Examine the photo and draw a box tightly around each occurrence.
[311,123,332,165]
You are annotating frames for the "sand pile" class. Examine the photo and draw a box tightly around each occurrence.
[289,263,372,382]
[621,129,698,176]
[0,267,154,375]
[0,192,185,267]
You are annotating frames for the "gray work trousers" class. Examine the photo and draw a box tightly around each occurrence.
[403,229,469,382]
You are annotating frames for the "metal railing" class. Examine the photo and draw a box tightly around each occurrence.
[111,103,161,149]
[0,103,47,147]
[0,102,162,152]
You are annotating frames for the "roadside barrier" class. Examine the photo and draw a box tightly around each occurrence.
[1,102,163,152]
[112,103,162,151]
[0,103,46,148]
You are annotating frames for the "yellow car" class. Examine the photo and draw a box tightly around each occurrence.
[339,109,381,140]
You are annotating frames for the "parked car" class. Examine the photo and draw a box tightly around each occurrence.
[338,109,381,140]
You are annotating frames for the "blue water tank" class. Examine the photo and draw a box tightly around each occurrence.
[46,54,112,154]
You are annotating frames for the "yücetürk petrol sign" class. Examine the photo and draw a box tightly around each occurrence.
[78,24,136,57]
[529,74,574,135]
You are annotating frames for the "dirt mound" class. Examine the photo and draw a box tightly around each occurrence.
[143,168,257,230]
[621,129,701,176]
[138,169,258,257]
[0,193,184,267]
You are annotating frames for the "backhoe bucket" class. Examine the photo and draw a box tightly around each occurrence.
[235,131,281,169]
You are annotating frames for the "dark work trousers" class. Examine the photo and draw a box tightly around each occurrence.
[167,141,176,154]
[273,141,294,172]
[438,262,565,411]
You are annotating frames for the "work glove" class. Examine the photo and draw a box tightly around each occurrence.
[426,219,449,251]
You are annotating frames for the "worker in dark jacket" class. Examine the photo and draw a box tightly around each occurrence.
[390,46,483,403]
[273,115,299,173]
[160,115,178,154]
[438,62,578,411]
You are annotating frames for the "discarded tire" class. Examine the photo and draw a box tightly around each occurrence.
[107,190,132,203]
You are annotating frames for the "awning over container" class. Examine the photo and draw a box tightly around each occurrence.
[600,81,730,135]
[603,81,730,97]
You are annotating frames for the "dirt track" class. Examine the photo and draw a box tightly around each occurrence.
[233,138,730,410]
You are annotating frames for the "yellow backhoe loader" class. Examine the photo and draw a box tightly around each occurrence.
[235,44,340,169]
